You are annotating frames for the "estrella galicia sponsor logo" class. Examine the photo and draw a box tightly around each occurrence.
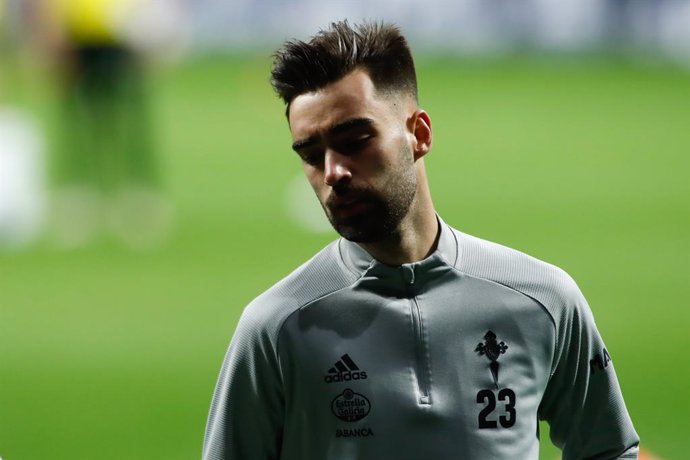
[324,354,368,384]
[331,388,371,422]
[335,427,374,438]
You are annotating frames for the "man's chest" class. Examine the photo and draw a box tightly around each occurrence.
[276,274,555,458]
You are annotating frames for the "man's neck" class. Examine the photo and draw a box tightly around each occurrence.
[358,208,440,266]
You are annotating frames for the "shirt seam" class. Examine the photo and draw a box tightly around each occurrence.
[274,274,364,383]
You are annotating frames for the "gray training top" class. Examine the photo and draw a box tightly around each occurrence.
[203,218,639,460]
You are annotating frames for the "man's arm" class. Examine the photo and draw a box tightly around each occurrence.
[538,283,639,459]
[203,307,285,460]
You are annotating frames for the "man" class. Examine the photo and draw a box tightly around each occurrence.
[26,0,168,248]
[203,21,639,460]
[36,0,157,189]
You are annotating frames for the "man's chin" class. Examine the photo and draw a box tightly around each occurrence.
[330,217,389,243]
[339,230,380,243]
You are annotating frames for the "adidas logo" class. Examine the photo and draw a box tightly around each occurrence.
[324,354,368,384]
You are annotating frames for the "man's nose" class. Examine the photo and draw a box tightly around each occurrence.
[324,150,352,186]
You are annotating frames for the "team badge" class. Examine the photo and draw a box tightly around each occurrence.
[475,330,508,388]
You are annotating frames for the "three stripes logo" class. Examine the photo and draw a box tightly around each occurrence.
[324,354,368,384]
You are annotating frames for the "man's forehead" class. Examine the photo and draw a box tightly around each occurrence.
[288,70,378,123]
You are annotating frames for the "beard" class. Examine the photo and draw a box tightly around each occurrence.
[322,148,417,243]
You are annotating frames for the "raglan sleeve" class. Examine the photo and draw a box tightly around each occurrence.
[538,278,639,460]
[202,303,285,460]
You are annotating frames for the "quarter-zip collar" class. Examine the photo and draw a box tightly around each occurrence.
[339,215,459,296]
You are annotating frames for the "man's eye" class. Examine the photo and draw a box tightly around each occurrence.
[300,151,324,166]
[338,136,371,154]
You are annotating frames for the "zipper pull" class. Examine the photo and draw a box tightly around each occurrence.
[402,265,415,285]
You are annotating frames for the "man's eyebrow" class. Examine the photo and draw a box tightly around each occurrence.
[291,117,374,152]
[330,117,375,136]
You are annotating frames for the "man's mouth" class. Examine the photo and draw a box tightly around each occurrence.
[329,199,370,219]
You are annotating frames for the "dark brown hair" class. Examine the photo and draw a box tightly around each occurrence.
[270,20,418,111]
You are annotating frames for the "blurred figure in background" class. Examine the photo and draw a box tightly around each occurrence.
[29,0,176,249]
[0,0,46,249]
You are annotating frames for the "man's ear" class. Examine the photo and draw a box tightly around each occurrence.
[409,110,432,161]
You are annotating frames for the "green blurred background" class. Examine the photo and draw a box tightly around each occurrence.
[1,1,689,454]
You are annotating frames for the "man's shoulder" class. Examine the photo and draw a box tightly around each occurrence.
[237,239,359,336]
[449,227,585,321]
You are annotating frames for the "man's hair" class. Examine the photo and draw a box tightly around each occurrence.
[270,20,418,111]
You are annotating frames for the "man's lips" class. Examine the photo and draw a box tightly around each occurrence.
[329,199,370,218]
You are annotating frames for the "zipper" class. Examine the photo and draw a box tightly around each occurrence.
[411,297,432,404]
[404,265,432,405]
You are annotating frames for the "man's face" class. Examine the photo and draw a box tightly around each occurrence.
[288,70,418,243]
